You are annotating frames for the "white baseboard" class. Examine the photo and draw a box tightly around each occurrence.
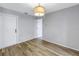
[16,37,35,44]
[0,37,35,49]
[43,39,79,52]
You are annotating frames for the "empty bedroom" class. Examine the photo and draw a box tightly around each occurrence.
[0,3,79,56]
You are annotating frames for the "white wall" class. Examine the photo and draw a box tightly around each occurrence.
[18,15,35,43]
[43,5,79,51]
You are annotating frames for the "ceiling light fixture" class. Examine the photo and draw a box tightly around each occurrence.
[33,3,45,16]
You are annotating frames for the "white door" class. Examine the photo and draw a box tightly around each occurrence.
[4,13,17,47]
[0,13,3,48]
[36,18,43,39]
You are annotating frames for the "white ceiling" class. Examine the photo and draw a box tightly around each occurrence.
[0,3,78,16]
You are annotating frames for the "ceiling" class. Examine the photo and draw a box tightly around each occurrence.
[0,3,78,16]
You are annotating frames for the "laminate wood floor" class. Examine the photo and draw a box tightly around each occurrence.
[0,39,79,56]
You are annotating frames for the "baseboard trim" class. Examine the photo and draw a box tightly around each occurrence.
[43,39,79,53]
[0,38,35,49]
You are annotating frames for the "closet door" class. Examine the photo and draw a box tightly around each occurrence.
[4,13,17,47]
[0,13,3,48]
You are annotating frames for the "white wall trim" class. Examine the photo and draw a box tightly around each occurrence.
[43,39,79,51]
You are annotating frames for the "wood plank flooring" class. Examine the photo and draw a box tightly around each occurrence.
[0,39,79,56]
